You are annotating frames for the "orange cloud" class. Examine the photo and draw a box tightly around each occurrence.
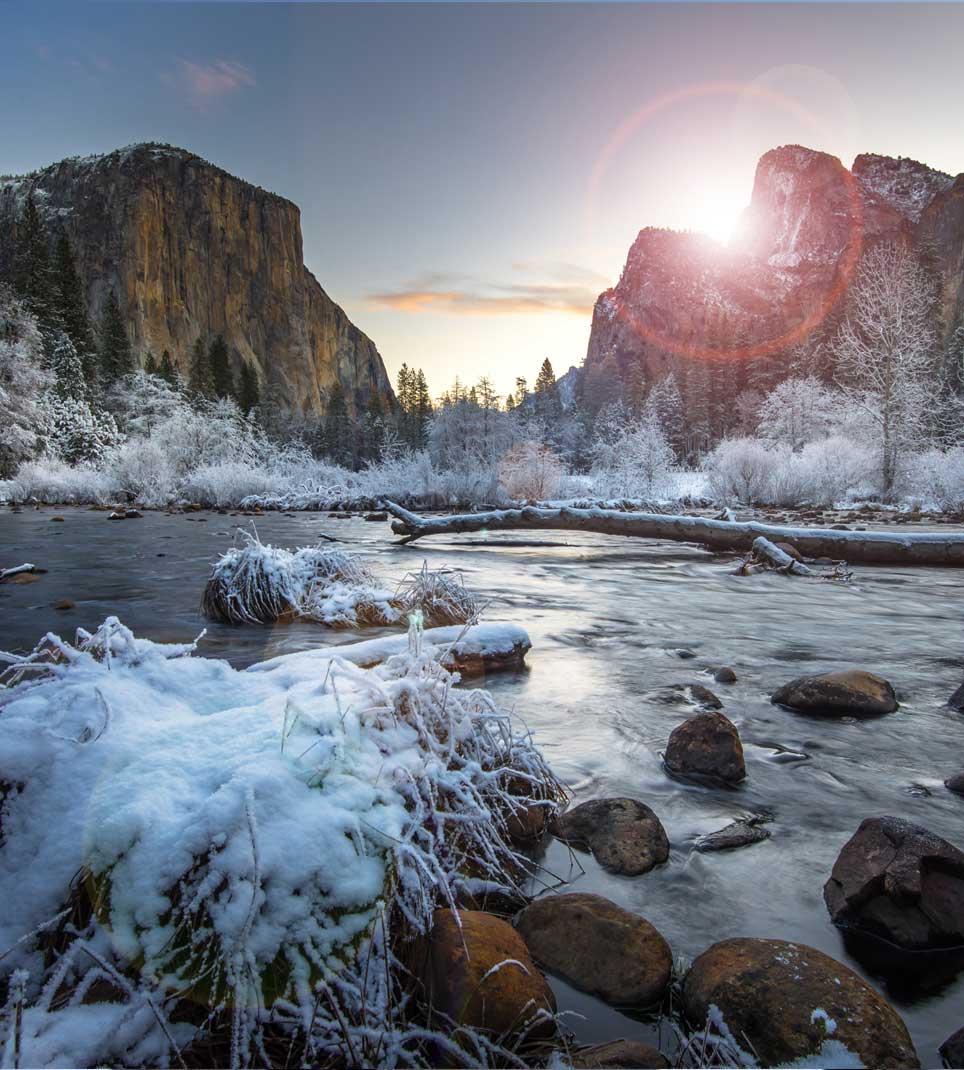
[368,268,609,318]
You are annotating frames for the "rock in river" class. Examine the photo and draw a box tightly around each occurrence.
[664,711,746,785]
[569,1039,670,1068]
[412,909,555,1039]
[946,772,964,796]
[771,669,898,717]
[682,937,919,1069]
[551,798,669,876]
[515,893,672,1006]
[940,1025,964,1068]
[695,817,770,852]
[823,816,964,951]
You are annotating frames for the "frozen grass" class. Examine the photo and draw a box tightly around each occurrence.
[0,617,564,1069]
[394,562,479,628]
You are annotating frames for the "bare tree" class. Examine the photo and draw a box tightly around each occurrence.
[831,242,938,497]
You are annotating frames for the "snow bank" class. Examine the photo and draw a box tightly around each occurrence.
[0,618,561,1068]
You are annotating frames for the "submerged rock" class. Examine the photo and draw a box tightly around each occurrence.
[771,669,898,717]
[695,817,770,852]
[569,1039,670,1068]
[515,893,672,1006]
[664,711,746,785]
[823,816,964,951]
[713,666,737,684]
[414,909,556,1040]
[551,798,669,876]
[682,937,919,1069]
[940,1025,964,1067]
[364,511,388,521]
[946,772,964,796]
[948,680,964,711]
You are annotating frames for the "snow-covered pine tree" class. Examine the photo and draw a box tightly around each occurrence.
[143,350,159,376]
[51,232,94,373]
[158,349,180,388]
[644,373,684,458]
[98,290,134,383]
[49,334,86,401]
[322,381,354,467]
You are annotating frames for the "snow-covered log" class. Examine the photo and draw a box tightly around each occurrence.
[383,501,964,567]
[743,536,814,576]
[251,622,531,679]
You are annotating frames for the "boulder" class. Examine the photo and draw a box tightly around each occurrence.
[695,818,769,852]
[771,669,898,717]
[682,937,919,1069]
[50,516,65,522]
[948,680,964,711]
[569,1039,670,1068]
[940,1025,964,1067]
[664,711,746,785]
[713,666,737,684]
[552,798,669,876]
[515,893,672,1006]
[413,909,555,1039]
[946,772,964,796]
[364,511,389,522]
[687,684,723,709]
[823,816,964,950]
[50,599,76,611]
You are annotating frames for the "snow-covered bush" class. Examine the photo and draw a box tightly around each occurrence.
[8,456,121,504]
[38,395,122,466]
[500,440,565,501]
[0,287,51,478]
[0,618,562,1068]
[590,413,679,500]
[109,437,178,505]
[901,446,964,510]
[757,376,841,450]
[704,438,780,504]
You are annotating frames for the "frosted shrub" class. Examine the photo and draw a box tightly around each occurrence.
[181,459,280,508]
[9,456,120,504]
[109,437,177,506]
[589,415,678,500]
[500,440,564,501]
[395,562,479,627]
[704,438,779,504]
[0,287,50,478]
[902,447,964,510]
[0,618,563,1068]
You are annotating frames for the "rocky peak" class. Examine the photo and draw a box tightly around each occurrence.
[0,144,392,416]
[852,152,955,222]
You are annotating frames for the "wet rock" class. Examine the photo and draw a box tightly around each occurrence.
[414,909,555,1039]
[124,508,143,519]
[364,511,388,522]
[664,711,746,785]
[695,817,770,852]
[107,511,126,520]
[771,669,898,717]
[947,680,964,711]
[940,1025,964,1067]
[569,1040,670,1068]
[713,666,737,684]
[552,798,669,876]
[823,816,964,951]
[774,540,804,561]
[687,684,722,709]
[50,516,65,522]
[682,937,919,1069]
[51,599,75,611]
[945,772,964,796]
[515,893,672,1006]
[4,572,41,585]
[675,648,697,659]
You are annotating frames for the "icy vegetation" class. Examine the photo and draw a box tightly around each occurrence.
[0,617,562,1068]
[200,535,479,629]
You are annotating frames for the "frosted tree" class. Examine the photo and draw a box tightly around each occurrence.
[0,287,51,477]
[39,395,122,465]
[757,375,839,451]
[14,194,54,323]
[49,334,86,400]
[589,412,677,499]
[98,290,134,383]
[831,242,938,496]
[499,440,564,501]
[644,373,684,458]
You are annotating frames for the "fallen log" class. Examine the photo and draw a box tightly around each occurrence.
[383,502,964,567]
[738,536,814,576]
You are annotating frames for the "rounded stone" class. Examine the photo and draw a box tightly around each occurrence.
[771,669,898,717]
[664,711,746,785]
[551,798,669,876]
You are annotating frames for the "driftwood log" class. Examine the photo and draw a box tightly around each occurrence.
[383,502,964,567]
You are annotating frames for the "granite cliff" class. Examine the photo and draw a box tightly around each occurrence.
[0,143,392,415]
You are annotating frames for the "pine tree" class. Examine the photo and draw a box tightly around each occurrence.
[158,349,179,387]
[238,361,261,414]
[362,393,386,461]
[533,358,562,427]
[98,290,134,382]
[52,232,95,377]
[323,381,354,467]
[644,373,684,458]
[413,369,432,448]
[15,195,54,322]
[143,350,159,376]
[208,334,235,400]
[189,336,214,398]
[49,334,86,401]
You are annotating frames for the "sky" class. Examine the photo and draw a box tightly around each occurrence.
[2,2,964,398]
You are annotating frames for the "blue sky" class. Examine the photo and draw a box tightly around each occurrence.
[3,2,963,395]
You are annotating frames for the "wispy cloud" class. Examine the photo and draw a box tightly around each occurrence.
[163,59,255,112]
[368,264,611,318]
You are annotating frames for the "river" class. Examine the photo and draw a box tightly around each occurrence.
[1,505,962,1065]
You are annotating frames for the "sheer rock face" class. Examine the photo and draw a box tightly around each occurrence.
[586,144,964,382]
[0,143,392,416]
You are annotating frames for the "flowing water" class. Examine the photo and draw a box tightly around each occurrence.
[2,506,963,1065]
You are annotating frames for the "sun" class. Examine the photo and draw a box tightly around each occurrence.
[687,189,748,246]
